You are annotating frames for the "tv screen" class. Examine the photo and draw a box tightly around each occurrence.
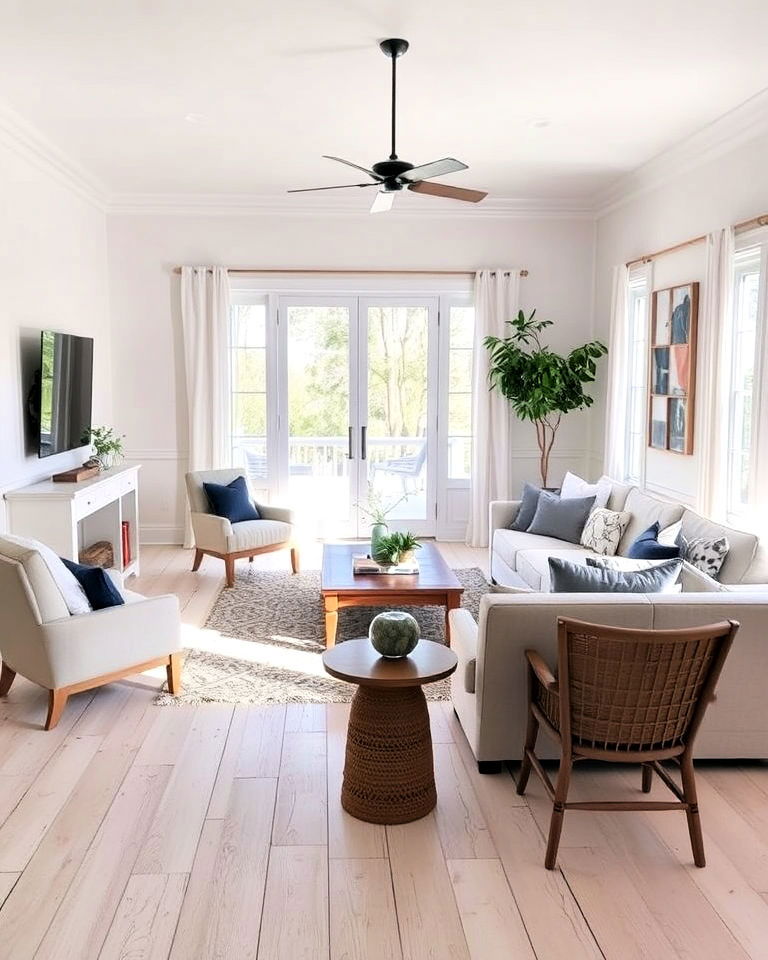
[38,330,94,458]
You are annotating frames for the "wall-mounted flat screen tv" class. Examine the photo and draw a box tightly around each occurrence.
[38,330,94,458]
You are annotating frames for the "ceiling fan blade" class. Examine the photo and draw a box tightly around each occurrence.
[287,182,379,193]
[408,181,487,203]
[370,190,395,214]
[399,158,469,182]
[322,155,381,179]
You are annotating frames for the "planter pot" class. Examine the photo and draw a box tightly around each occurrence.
[370,523,388,561]
[369,611,420,658]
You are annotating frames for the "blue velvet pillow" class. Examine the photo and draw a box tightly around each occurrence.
[627,522,681,560]
[203,475,260,523]
[61,558,124,610]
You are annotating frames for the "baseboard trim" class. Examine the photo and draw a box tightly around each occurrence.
[140,524,184,545]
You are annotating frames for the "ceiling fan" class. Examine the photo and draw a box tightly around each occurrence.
[287,38,488,213]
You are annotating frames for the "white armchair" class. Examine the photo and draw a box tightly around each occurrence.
[0,535,182,730]
[185,469,298,587]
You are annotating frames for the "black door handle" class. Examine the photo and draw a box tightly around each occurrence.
[347,426,354,459]
[361,425,367,461]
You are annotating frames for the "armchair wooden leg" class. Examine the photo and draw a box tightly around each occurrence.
[290,546,300,574]
[166,653,183,695]
[641,763,654,793]
[680,754,706,867]
[516,708,539,795]
[224,556,235,588]
[0,663,16,697]
[45,689,68,730]
[248,554,254,562]
[545,755,573,870]
[192,548,204,572]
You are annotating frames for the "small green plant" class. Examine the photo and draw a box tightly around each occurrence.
[484,310,607,487]
[82,425,125,468]
[375,531,422,565]
[355,484,410,525]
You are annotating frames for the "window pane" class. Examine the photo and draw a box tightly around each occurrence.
[232,304,266,348]
[449,394,471,435]
[728,264,760,512]
[449,307,474,349]
[233,393,266,437]
[449,349,472,392]
[448,437,471,480]
[234,349,266,392]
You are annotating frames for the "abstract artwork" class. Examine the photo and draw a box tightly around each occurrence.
[649,282,698,454]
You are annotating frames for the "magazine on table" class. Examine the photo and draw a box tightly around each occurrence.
[352,553,419,576]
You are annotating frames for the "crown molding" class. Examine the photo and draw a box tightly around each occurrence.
[106,191,595,220]
[0,102,109,211]
[592,86,768,218]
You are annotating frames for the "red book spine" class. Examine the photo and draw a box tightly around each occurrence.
[121,521,131,568]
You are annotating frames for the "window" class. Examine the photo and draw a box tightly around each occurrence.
[446,305,474,480]
[230,300,268,493]
[727,244,764,516]
[625,269,650,484]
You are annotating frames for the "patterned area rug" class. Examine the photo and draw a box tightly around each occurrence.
[156,567,487,706]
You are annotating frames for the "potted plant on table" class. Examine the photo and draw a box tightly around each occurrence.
[356,485,410,560]
[81,426,125,472]
[374,531,422,566]
[484,310,607,488]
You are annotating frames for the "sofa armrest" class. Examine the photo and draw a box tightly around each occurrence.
[449,608,478,693]
[39,594,181,689]
[255,503,295,525]
[190,511,232,552]
[104,568,125,594]
[488,500,522,575]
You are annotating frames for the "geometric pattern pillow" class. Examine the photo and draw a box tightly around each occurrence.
[580,508,631,556]
[682,535,730,579]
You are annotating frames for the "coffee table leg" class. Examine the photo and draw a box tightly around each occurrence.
[445,592,461,645]
[324,594,339,648]
[342,684,436,824]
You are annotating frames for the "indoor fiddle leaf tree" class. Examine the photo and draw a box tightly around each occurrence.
[484,310,607,488]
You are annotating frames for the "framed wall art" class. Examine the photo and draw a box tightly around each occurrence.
[648,281,698,455]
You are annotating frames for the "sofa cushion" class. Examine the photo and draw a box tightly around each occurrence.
[680,509,758,584]
[560,471,611,508]
[227,519,292,552]
[605,478,635,512]
[580,507,631,556]
[492,529,584,574]
[517,548,595,591]
[509,482,541,531]
[0,534,90,619]
[550,557,683,593]
[618,489,685,553]
[527,491,596,544]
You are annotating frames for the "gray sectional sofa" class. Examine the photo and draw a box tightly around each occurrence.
[449,480,768,770]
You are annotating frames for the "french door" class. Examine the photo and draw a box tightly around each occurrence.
[276,296,439,537]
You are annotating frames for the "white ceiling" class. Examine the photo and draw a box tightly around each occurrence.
[2,0,768,202]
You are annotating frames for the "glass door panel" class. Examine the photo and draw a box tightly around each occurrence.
[360,299,437,535]
[281,299,357,536]
[230,302,269,499]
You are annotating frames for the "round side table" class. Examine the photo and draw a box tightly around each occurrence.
[322,638,458,824]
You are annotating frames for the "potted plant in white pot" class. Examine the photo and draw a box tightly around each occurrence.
[82,426,125,472]
[356,485,410,561]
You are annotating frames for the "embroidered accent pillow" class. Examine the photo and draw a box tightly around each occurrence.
[580,508,631,556]
[682,535,730,579]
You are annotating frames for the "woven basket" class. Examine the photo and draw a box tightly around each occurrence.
[78,540,114,568]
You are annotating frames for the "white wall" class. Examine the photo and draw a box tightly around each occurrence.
[107,212,596,542]
[0,141,111,532]
[592,129,768,503]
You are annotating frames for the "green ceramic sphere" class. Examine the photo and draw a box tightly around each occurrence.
[369,611,420,658]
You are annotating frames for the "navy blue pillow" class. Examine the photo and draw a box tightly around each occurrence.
[203,475,260,523]
[61,558,125,610]
[627,522,681,560]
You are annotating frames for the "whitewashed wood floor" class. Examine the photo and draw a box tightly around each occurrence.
[1,542,767,959]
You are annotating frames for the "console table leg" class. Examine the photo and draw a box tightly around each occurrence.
[324,595,339,648]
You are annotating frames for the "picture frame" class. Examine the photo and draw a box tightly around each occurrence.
[648,282,698,455]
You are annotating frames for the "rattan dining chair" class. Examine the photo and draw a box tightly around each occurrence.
[516,616,738,870]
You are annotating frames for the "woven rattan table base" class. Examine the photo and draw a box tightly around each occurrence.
[342,684,436,824]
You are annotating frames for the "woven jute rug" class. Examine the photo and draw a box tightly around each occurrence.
[156,567,487,706]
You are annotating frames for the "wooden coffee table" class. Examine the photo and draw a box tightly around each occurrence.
[320,542,463,648]
[322,638,458,824]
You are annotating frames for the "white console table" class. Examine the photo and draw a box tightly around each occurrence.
[4,464,141,578]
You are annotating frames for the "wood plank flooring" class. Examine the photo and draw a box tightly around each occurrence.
[0,542,766,959]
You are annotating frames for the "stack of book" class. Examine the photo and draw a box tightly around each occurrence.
[352,554,419,576]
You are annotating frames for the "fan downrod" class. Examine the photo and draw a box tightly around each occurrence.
[379,38,409,59]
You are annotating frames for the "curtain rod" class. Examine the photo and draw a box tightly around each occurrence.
[626,212,768,268]
[172,267,529,277]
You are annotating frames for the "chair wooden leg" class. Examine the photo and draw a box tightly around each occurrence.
[224,556,235,588]
[45,689,68,730]
[192,548,204,572]
[545,755,573,870]
[516,707,539,795]
[680,754,706,867]
[0,663,16,697]
[641,763,653,793]
[290,546,300,574]
[248,554,254,563]
[166,653,182,695]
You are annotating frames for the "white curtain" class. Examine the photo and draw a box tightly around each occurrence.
[697,228,735,520]
[603,264,631,480]
[466,269,521,547]
[180,266,231,546]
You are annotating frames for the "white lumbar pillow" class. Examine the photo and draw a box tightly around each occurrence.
[559,471,611,509]
[2,533,91,616]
